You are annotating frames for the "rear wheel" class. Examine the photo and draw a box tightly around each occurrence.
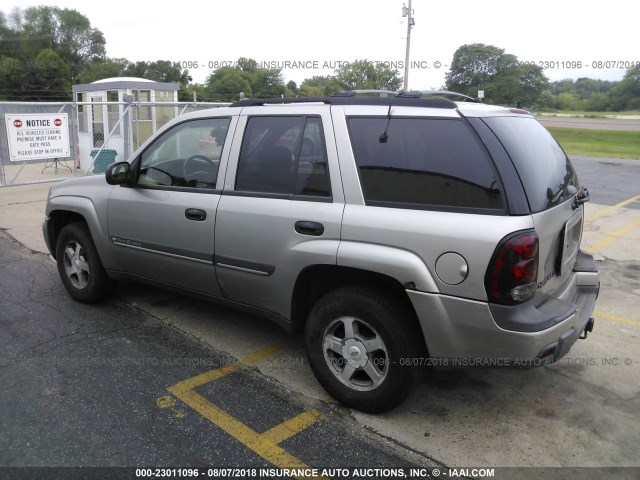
[304,286,423,413]
[55,223,113,303]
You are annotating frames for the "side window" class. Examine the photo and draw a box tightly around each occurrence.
[348,117,503,211]
[236,116,331,197]
[138,118,230,189]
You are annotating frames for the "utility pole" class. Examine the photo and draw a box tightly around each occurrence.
[402,0,415,91]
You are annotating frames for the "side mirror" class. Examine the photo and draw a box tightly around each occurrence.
[106,161,133,185]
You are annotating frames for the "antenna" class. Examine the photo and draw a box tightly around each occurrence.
[379,104,393,143]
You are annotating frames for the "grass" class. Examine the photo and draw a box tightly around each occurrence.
[535,110,640,119]
[546,127,640,160]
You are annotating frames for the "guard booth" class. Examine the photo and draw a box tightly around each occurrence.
[72,77,179,172]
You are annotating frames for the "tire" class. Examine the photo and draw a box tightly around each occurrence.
[304,286,423,413]
[55,222,113,303]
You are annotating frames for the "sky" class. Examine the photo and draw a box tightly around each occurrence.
[4,0,637,89]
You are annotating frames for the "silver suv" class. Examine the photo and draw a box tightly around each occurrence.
[43,93,600,412]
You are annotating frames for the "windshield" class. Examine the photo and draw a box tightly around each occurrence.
[483,116,579,213]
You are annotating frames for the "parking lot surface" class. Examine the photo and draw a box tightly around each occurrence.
[0,230,436,473]
[0,155,638,477]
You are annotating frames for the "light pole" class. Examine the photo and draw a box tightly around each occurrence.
[402,0,415,91]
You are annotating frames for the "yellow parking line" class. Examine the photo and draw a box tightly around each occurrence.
[168,385,314,472]
[585,194,640,222]
[594,310,640,329]
[586,218,640,253]
[260,409,323,445]
[176,342,287,390]
[167,343,326,479]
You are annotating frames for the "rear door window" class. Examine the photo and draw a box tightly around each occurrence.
[482,116,579,213]
[236,116,331,198]
[347,117,504,211]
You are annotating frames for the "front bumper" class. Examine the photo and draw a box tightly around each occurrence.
[408,251,599,368]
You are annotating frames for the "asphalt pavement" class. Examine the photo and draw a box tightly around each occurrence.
[0,229,437,474]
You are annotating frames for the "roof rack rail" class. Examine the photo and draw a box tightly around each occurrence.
[230,96,458,109]
[231,97,331,107]
[397,90,481,102]
[332,89,397,97]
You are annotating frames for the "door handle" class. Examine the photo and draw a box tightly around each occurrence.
[185,208,207,221]
[295,221,324,236]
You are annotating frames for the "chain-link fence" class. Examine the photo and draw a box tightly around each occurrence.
[0,101,230,186]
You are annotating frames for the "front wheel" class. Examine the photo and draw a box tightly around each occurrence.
[304,286,423,413]
[55,223,113,303]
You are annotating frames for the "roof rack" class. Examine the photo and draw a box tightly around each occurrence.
[230,96,457,109]
[397,90,481,102]
[332,89,397,97]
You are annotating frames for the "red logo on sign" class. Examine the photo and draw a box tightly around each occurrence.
[14,120,22,128]
[54,118,62,127]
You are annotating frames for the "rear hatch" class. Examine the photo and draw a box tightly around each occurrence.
[481,115,584,302]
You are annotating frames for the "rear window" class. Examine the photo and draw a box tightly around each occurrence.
[483,117,579,213]
[348,117,503,211]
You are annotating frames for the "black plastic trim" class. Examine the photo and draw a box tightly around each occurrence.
[215,254,275,276]
[489,298,578,333]
[221,189,333,203]
[232,96,457,109]
[365,199,506,216]
[573,249,598,273]
[111,237,213,264]
[466,117,530,215]
[132,184,222,194]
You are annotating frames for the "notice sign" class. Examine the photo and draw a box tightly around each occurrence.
[5,113,70,161]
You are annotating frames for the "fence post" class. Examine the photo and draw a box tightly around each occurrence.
[123,97,132,161]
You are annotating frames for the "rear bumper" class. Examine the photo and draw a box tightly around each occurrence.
[408,251,599,368]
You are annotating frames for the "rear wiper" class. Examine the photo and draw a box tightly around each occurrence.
[572,186,590,210]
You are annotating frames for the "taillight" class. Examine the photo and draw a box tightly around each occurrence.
[485,230,539,305]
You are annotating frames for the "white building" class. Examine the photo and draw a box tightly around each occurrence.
[72,77,180,171]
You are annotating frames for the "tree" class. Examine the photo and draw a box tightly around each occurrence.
[334,59,402,91]
[23,48,71,100]
[123,60,191,85]
[608,65,640,111]
[556,92,580,111]
[0,56,25,100]
[533,90,556,110]
[250,68,284,97]
[445,44,504,93]
[76,58,131,84]
[236,57,258,72]
[284,80,298,97]
[517,63,548,106]
[0,11,21,58]
[445,43,548,106]
[550,79,577,96]
[205,58,285,100]
[205,67,253,100]
[182,83,212,102]
[19,6,106,80]
[299,75,341,96]
[584,93,610,112]
[574,77,614,99]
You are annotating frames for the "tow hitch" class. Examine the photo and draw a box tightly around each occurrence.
[580,317,595,339]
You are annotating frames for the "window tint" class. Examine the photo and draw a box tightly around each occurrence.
[483,117,579,213]
[138,118,230,189]
[236,116,331,197]
[348,117,503,210]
